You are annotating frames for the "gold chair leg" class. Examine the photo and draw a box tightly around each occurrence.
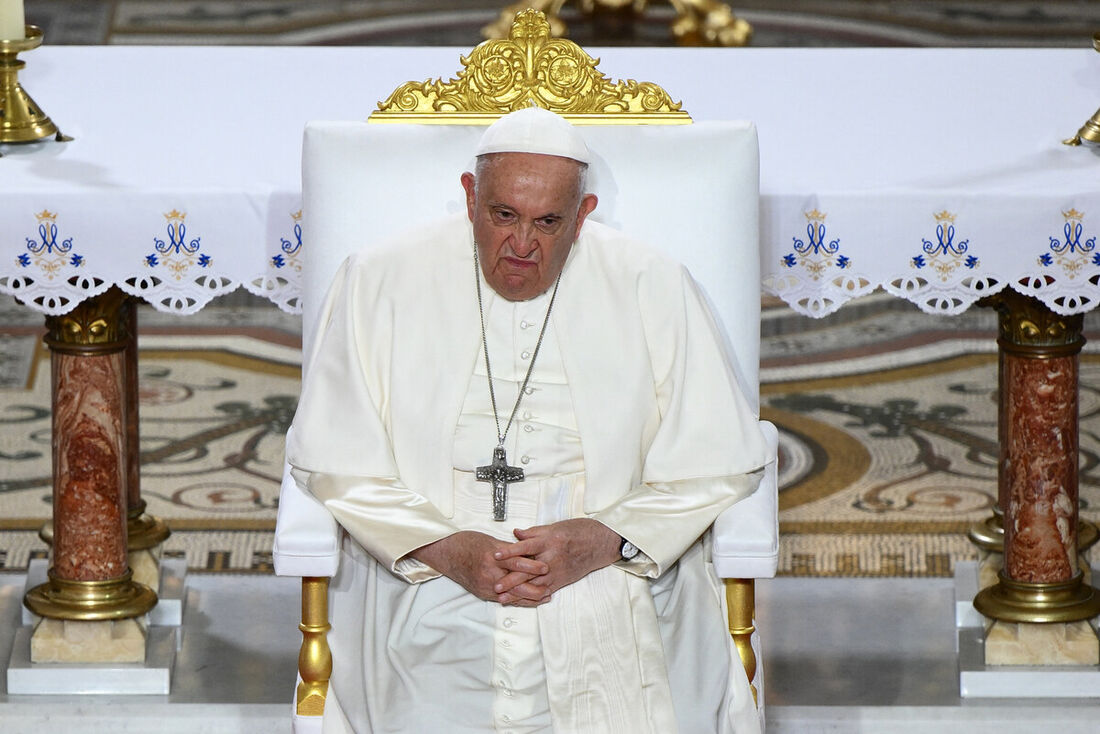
[296,576,332,716]
[725,577,758,706]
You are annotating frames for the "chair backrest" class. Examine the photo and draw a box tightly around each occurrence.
[301,120,761,413]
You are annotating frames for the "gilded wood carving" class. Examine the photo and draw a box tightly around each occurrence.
[370,9,690,125]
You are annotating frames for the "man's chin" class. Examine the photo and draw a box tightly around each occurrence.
[490,275,541,302]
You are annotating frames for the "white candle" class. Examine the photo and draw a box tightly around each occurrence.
[0,0,25,41]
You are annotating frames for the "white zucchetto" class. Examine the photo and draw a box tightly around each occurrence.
[474,107,590,165]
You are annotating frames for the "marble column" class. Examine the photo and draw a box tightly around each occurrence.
[974,291,1100,664]
[967,334,1005,558]
[969,298,1097,568]
[24,287,156,663]
[122,300,170,589]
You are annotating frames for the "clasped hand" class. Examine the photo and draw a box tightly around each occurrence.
[411,519,620,607]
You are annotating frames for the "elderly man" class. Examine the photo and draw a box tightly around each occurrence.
[288,107,767,734]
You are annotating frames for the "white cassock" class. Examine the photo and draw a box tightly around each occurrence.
[288,215,768,734]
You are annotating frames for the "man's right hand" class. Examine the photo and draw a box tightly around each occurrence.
[409,531,552,607]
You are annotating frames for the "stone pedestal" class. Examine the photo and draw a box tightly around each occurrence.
[985,620,1099,665]
[31,618,146,664]
[130,548,160,591]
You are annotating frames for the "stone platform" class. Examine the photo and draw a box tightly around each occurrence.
[0,572,1098,733]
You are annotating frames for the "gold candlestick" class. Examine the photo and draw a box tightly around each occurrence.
[1064,32,1100,147]
[0,25,68,146]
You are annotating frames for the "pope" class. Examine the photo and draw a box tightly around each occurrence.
[288,107,769,733]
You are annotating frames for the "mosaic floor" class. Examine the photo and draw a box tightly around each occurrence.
[5,290,1100,576]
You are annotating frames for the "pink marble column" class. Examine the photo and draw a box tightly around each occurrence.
[974,290,1100,623]
[1003,351,1078,582]
[124,300,141,523]
[967,330,1006,551]
[121,299,169,581]
[48,290,130,583]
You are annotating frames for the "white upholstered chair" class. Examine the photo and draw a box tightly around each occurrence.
[273,14,778,733]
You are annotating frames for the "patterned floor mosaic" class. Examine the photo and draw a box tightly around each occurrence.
[3,291,1100,576]
[0,293,297,574]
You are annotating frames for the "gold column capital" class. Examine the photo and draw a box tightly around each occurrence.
[979,290,1084,357]
[44,287,134,354]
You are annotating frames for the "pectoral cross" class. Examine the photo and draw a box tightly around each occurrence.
[476,445,525,521]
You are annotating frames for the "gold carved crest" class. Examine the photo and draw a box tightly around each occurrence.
[369,9,690,125]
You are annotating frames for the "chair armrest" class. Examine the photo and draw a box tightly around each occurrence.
[273,439,341,577]
[712,420,779,579]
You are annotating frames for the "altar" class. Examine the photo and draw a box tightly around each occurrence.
[2,39,1100,729]
[2,45,1097,318]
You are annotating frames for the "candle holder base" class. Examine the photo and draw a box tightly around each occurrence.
[1064,33,1100,147]
[0,26,70,150]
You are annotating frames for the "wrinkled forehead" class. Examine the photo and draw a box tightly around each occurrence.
[472,152,589,200]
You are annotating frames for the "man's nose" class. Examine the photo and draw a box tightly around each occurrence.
[511,221,538,256]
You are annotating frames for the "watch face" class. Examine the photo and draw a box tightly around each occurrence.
[621,539,639,560]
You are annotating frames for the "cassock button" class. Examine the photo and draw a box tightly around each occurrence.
[523,425,534,433]
[520,456,530,465]
[522,410,532,420]
[503,617,516,628]
[520,320,530,329]
[524,387,534,395]
[521,350,531,360]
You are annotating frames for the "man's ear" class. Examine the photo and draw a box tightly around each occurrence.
[575,193,598,232]
[460,172,477,222]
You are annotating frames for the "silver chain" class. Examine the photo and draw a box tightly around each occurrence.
[473,247,562,449]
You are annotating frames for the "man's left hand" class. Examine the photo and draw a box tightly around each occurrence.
[493,518,621,605]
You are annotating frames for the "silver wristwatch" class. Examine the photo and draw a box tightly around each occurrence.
[619,536,640,561]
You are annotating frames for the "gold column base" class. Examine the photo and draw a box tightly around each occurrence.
[974,570,1100,624]
[967,510,1004,553]
[1081,520,1100,552]
[25,569,157,622]
[0,26,70,146]
[127,499,171,551]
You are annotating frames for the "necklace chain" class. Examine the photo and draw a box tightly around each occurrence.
[473,247,561,448]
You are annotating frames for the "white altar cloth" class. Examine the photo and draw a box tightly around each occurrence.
[0,45,1097,317]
